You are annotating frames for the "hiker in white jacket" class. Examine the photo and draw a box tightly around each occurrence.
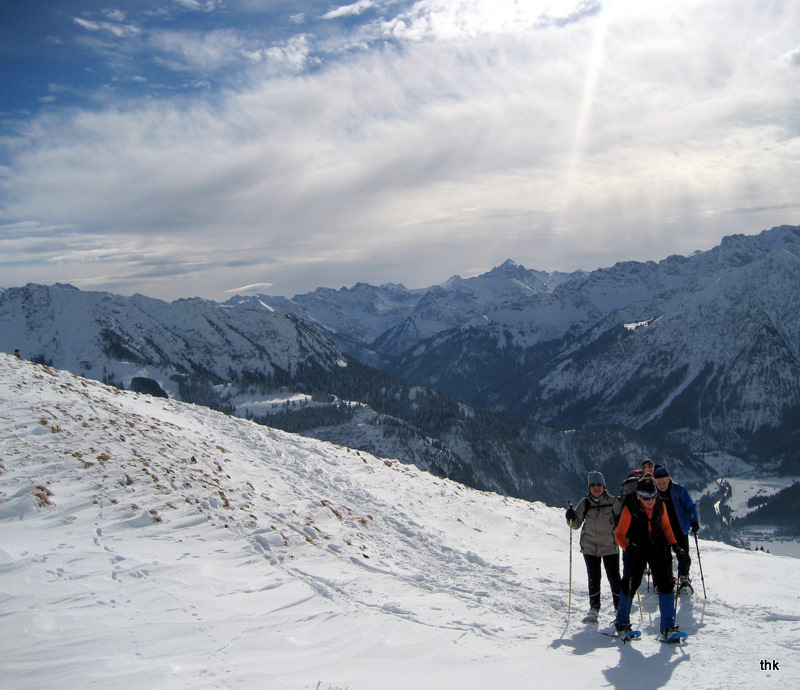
[565,471,621,622]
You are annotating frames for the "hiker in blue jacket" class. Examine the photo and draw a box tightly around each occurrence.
[654,466,700,594]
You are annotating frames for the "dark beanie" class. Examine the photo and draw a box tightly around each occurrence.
[587,471,606,486]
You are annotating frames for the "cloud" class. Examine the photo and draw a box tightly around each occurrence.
[73,16,140,39]
[782,45,800,68]
[71,9,311,81]
[104,10,128,23]
[2,0,799,300]
[226,282,274,294]
[380,0,598,41]
[147,28,252,72]
[322,1,377,20]
[173,0,222,11]
[246,35,314,73]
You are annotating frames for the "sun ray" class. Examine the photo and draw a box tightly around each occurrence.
[559,1,614,225]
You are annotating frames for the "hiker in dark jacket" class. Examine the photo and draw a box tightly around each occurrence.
[565,471,621,621]
[614,459,653,519]
[654,466,700,593]
[614,467,643,523]
[613,476,684,639]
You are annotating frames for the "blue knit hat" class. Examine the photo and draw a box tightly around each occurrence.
[654,467,670,479]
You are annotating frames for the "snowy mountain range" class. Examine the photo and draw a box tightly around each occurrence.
[2,353,798,689]
[0,282,704,510]
[256,225,800,474]
[3,224,798,517]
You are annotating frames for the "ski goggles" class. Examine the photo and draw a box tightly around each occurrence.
[637,490,657,500]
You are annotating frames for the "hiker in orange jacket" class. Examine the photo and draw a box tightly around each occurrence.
[613,475,685,640]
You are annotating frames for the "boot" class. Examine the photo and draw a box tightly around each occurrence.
[582,607,600,623]
[678,576,694,595]
[615,620,633,635]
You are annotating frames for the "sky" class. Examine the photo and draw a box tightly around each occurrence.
[3,351,800,688]
[1,0,799,301]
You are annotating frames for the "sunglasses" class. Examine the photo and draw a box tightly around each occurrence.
[589,483,604,488]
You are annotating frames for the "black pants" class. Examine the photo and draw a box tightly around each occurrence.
[620,546,674,596]
[584,553,621,611]
[675,531,691,577]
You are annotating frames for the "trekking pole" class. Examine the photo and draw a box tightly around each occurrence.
[694,532,707,598]
[636,589,643,622]
[565,500,574,613]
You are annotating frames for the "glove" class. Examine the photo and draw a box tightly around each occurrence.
[672,544,686,557]
[690,519,700,534]
[565,507,577,524]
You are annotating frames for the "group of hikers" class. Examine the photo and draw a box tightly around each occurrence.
[565,458,700,641]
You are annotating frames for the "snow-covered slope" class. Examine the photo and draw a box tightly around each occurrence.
[1,354,798,688]
[246,282,424,364]
[0,283,347,399]
[502,230,800,458]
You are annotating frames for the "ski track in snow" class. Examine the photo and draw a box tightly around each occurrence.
[1,354,798,689]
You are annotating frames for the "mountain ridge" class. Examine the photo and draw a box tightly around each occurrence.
[247,224,800,472]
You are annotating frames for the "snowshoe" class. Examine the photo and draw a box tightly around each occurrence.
[677,577,694,595]
[604,622,640,643]
[661,625,688,643]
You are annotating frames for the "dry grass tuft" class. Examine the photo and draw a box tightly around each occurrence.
[33,485,54,507]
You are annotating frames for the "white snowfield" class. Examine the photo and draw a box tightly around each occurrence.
[1,354,797,689]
